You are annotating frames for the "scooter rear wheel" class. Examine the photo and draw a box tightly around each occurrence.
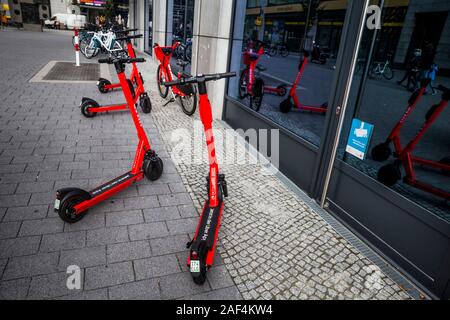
[144,156,164,181]
[97,79,111,93]
[192,267,207,285]
[80,100,98,118]
[371,142,392,162]
[377,163,401,187]
[58,192,89,223]
[276,84,288,97]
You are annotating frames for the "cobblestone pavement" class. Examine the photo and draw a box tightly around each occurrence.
[0,30,416,300]
[138,56,415,300]
[0,30,240,300]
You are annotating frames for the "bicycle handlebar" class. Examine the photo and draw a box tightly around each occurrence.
[115,34,143,41]
[98,57,145,64]
[163,72,236,87]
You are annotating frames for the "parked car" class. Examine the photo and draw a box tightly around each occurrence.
[44,14,86,30]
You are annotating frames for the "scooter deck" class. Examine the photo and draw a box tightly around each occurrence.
[188,201,224,269]
[74,171,142,213]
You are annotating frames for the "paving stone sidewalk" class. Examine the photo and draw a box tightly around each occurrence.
[0,30,417,300]
[0,30,239,300]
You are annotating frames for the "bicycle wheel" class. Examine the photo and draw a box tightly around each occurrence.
[249,78,264,112]
[238,69,248,99]
[83,43,98,59]
[280,46,289,57]
[157,65,169,98]
[383,67,394,80]
[179,85,197,116]
[269,47,277,57]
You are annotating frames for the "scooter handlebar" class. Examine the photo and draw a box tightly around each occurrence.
[98,57,146,64]
[163,72,236,87]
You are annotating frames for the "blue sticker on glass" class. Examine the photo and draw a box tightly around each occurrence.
[346,119,374,160]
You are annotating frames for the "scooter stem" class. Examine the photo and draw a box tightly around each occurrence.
[198,93,219,208]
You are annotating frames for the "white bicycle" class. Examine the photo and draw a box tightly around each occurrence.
[81,30,124,59]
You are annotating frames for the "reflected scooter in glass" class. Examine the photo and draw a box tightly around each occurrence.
[54,57,164,223]
[80,33,152,117]
[164,72,236,284]
[239,40,288,112]
[153,41,198,116]
[372,79,450,199]
[279,51,328,114]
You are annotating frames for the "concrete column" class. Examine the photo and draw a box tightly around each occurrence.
[153,0,168,49]
[191,0,234,119]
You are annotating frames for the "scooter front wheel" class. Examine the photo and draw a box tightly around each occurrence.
[371,142,391,162]
[377,163,401,187]
[97,79,111,93]
[144,156,164,181]
[279,98,293,113]
[140,94,152,114]
[80,100,98,118]
[58,192,90,223]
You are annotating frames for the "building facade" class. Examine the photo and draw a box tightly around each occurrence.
[128,0,450,299]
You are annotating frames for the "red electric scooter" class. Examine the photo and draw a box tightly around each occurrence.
[96,30,145,94]
[164,72,236,284]
[239,40,287,112]
[55,57,163,223]
[279,51,328,114]
[154,42,197,116]
[80,34,152,117]
[376,83,450,200]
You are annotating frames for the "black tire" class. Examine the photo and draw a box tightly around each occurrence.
[58,192,89,223]
[140,95,152,114]
[179,86,197,116]
[276,84,287,97]
[280,47,289,57]
[377,163,401,187]
[280,98,293,113]
[97,79,111,93]
[269,47,277,57]
[157,64,169,98]
[383,67,394,80]
[425,104,439,121]
[440,157,450,176]
[249,78,264,112]
[80,100,98,118]
[238,69,247,99]
[371,142,392,162]
[192,269,207,285]
[144,156,164,181]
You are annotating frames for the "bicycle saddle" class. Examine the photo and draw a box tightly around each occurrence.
[256,65,266,72]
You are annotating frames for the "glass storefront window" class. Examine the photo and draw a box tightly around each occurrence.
[229,0,348,147]
[169,0,194,74]
[338,1,450,220]
[144,0,153,53]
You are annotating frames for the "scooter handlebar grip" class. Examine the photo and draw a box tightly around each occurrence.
[129,58,145,63]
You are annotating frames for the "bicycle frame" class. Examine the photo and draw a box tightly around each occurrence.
[154,42,188,97]
[88,30,123,54]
